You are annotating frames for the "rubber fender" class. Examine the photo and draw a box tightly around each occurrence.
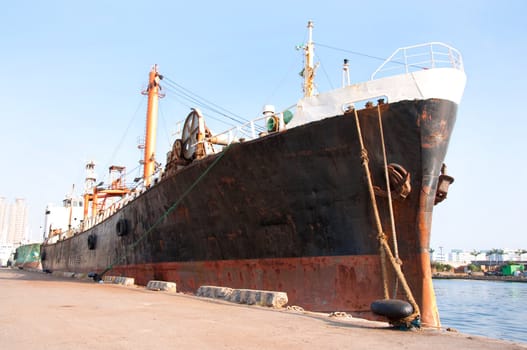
[116,218,129,236]
[370,299,413,320]
[87,234,97,250]
[40,250,47,261]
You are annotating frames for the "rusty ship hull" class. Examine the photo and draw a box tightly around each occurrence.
[41,98,457,326]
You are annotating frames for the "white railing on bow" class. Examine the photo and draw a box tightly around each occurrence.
[371,42,464,80]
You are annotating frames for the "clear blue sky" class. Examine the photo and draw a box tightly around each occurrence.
[1,1,525,253]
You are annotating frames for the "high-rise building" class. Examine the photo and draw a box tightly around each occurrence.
[0,198,29,245]
[0,197,8,243]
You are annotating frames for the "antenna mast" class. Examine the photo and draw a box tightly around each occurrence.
[342,59,351,87]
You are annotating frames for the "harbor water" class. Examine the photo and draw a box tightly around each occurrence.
[434,279,527,344]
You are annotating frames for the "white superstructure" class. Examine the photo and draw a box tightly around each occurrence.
[290,42,466,128]
[0,243,14,266]
[43,197,84,241]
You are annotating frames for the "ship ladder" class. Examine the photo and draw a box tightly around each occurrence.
[352,107,421,328]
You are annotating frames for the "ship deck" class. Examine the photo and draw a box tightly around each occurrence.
[1,268,523,350]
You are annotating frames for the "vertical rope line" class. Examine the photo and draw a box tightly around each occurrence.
[352,108,420,320]
[381,239,420,320]
[352,108,389,299]
[377,105,401,298]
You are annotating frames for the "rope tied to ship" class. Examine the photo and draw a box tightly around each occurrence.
[376,104,403,300]
[360,149,369,165]
[96,144,233,280]
[352,107,421,328]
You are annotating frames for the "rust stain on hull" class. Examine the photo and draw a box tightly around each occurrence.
[112,255,384,317]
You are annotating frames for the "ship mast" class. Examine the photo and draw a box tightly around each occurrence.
[67,184,74,231]
[303,21,316,97]
[142,65,162,187]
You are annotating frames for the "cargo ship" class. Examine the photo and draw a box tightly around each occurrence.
[13,243,41,270]
[41,22,466,328]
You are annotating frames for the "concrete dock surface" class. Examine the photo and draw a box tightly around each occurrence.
[1,268,525,350]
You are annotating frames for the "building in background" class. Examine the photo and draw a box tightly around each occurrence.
[0,197,8,243]
[430,248,527,267]
[0,197,29,245]
[448,249,472,265]
[7,198,28,244]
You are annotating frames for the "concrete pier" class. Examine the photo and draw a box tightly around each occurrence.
[0,268,524,349]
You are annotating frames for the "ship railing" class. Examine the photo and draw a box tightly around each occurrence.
[188,106,297,151]
[370,42,464,80]
[209,115,269,145]
[80,187,148,232]
[79,111,291,233]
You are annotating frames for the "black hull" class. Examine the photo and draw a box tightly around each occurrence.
[42,98,457,327]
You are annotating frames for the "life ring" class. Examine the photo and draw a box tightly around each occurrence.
[116,219,129,236]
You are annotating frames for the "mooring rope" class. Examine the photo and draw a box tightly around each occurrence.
[352,108,420,324]
[98,144,232,279]
[353,110,390,300]
[376,104,401,298]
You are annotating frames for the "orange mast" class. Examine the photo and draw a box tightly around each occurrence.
[142,65,162,187]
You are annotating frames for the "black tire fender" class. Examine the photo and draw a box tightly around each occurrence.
[116,219,129,236]
[87,234,97,250]
[370,299,413,320]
